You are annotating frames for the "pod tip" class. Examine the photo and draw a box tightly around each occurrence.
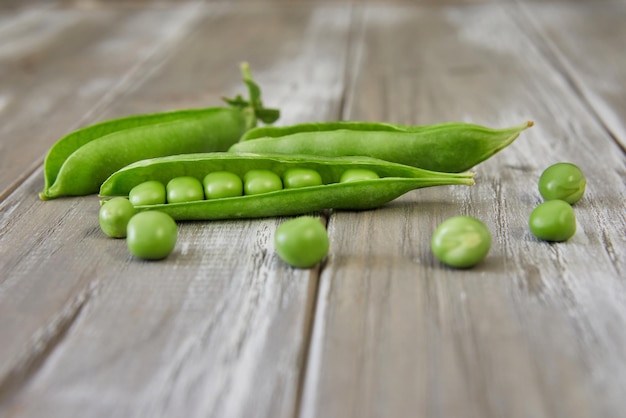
[527,120,534,128]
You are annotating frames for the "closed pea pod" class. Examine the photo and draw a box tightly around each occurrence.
[229,120,534,173]
[99,153,475,221]
[40,63,279,200]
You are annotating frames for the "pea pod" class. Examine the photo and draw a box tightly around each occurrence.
[40,63,279,200]
[99,153,475,221]
[229,120,533,173]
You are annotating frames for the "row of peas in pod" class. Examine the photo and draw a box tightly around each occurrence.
[127,167,381,207]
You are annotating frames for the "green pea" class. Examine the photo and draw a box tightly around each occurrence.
[98,197,136,238]
[129,180,166,206]
[340,168,379,183]
[166,176,204,203]
[274,216,329,268]
[529,200,576,242]
[431,216,491,268]
[126,211,177,260]
[243,169,283,195]
[538,162,586,204]
[203,171,243,199]
[282,168,323,189]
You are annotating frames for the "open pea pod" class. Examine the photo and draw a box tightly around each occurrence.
[40,63,279,200]
[99,153,475,221]
[229,120,534,173]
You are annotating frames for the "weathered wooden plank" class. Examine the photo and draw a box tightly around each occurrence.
[517,2,626,150]
[0,3,352,418]
[300,3,626,418]
[0,3,210,200]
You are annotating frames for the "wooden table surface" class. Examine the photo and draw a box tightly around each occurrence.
[1,0,625,417]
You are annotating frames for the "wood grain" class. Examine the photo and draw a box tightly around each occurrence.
[517,1,626,150]
[300,3,626,418]
[0,3,208,199]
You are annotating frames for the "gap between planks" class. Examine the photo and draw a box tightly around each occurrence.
[293,6,363,415]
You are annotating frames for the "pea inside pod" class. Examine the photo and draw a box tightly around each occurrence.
[203,171,243,199]
[166,176,204,203]
[100,152,475,221]
[282,168,323,189]
[129,180,166,206]
[243,170,283,195]
[340,168,379,183]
